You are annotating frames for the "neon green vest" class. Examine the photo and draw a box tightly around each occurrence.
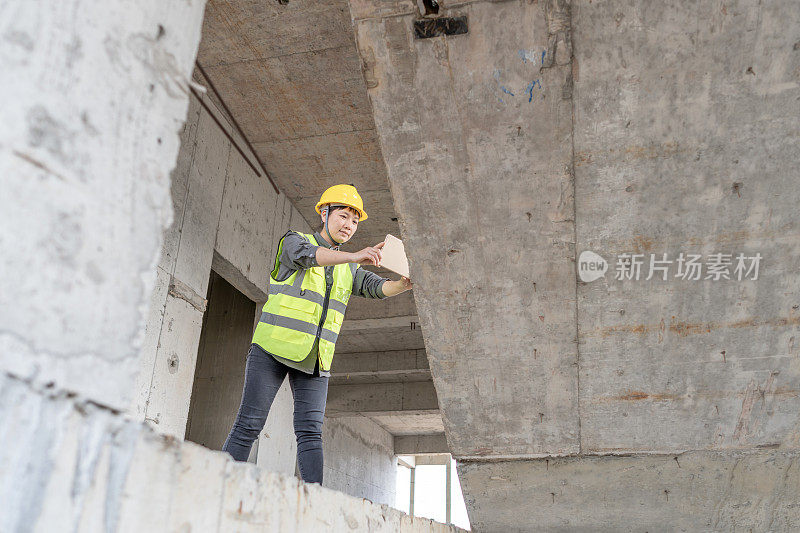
[252,232,356,372]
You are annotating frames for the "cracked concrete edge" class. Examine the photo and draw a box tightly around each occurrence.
[0,371,465,532]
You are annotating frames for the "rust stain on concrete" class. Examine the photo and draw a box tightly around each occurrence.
[630,235,655,253]
[470,447,494,456]
[598,386,798,404]
[604,391,677,402]
[574,141,685,167]
[588,315,800,339]
[589,323,660,337]
[596,224,796,250]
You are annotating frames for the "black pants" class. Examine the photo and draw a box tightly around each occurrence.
[222,345,329,483]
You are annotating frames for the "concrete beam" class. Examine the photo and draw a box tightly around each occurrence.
[333,349,429,373]
[415,454,452,466]
[458,450,800,532]
[335,329,425,356]
[368,412,445,436]
[395,434,450,455]
[326,381,439,417]
[340,315,420,332]
[331,349,431,384]
[397,456,415,469]
[330,369,431,385]
[351,0,580,459]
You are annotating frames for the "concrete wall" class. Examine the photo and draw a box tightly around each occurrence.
[128,85,300,474]
[324,416,398,506]
[0,0,205,414]
[0,373,462,533]
[460,449,800,532]
[0,1,436,529]
[572,0,800,455]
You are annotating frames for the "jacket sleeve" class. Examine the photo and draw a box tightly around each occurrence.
[351,266,388,299]
[272,231,319,282]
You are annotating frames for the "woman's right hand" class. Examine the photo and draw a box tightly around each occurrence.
[350,241,385,266]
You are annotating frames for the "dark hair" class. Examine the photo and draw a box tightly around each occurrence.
[321,205,360,226]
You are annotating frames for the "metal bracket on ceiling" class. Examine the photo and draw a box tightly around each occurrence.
[413,16,468,39]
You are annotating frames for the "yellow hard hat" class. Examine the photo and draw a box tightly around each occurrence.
[315,184,368,221]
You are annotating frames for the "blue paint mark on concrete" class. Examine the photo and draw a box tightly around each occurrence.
[501,86,515,96]
[541,50,546,65]
[526,79,542,102]
[518,50,527,63]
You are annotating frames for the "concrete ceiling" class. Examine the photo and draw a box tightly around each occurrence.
[197,0,398,253]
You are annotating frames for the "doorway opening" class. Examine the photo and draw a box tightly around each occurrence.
[185,270,257,461]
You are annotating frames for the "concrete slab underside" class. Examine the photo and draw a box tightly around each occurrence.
[458,450,800,532]
[197,0,399,253]
[352,0,800,529]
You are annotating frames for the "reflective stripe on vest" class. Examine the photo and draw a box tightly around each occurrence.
[266,270,348,316]
[251,232,356,372]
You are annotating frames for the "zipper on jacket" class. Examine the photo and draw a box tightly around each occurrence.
[314,267,333,370]
[317,266,333,336]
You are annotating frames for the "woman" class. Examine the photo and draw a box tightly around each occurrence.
[222,184,412,484]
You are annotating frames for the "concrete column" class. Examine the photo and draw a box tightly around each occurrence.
[445,459,451,525]
[409,466,416,517]
[349,0,800,530]
[0,0,207,412]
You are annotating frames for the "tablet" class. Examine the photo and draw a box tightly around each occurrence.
[378,234,410,278]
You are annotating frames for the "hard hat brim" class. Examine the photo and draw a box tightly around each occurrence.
[315,201,368,221]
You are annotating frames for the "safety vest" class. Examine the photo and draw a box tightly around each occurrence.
[252,232,356,372]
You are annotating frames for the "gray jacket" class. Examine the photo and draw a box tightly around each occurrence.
[260,230,389,377]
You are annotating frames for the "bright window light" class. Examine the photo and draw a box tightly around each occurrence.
[394,455,471,530]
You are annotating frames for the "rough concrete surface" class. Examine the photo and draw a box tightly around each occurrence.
[185,272,256,451]
[0,0,207,412]
[324,416,398,505]
[458,450,800,532]
[572,0,800,454]
[131,90,303,446]
[0,373,463,533]
[352,0,800,529]
[353,0,580,459]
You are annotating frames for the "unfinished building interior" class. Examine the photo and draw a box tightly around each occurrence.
[1,0,799,531]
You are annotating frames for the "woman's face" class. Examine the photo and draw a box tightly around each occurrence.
[322,205,359,244]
